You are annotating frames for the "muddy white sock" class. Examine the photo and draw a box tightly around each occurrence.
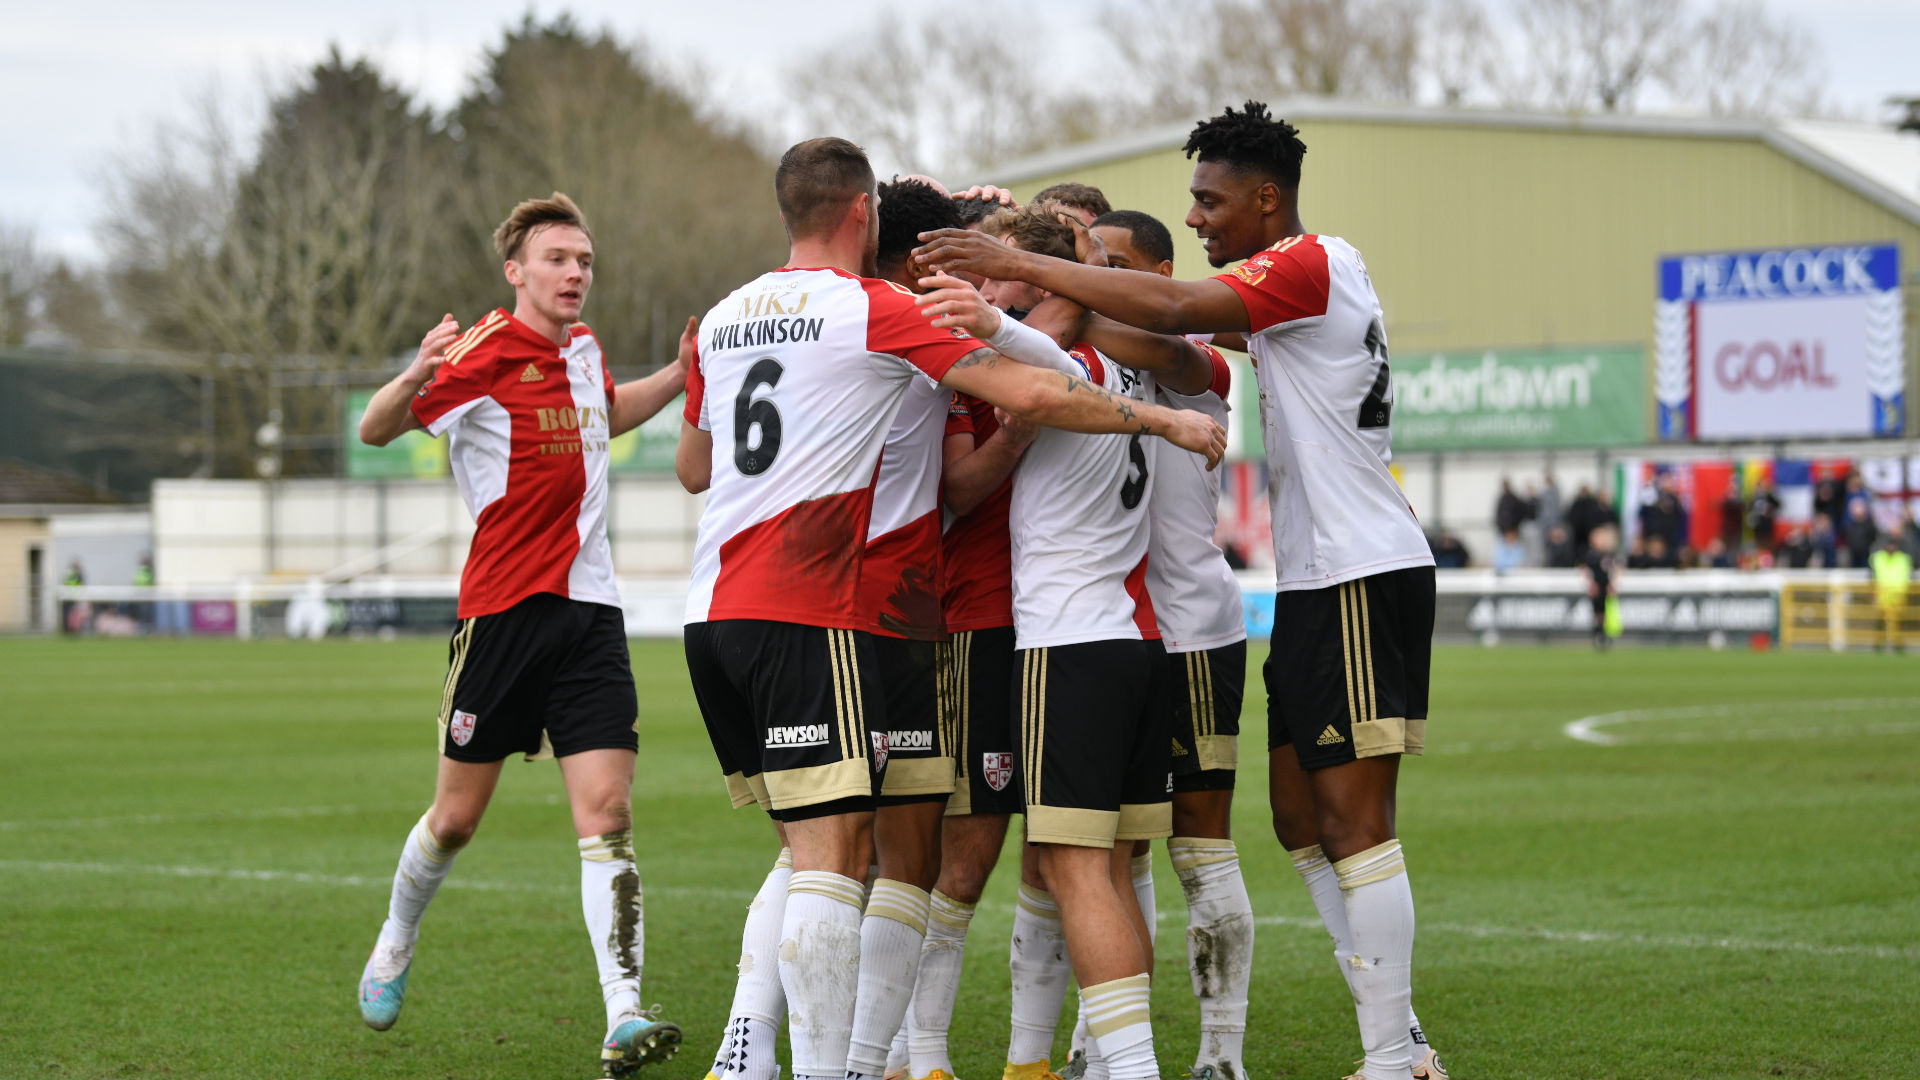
[1336,841,1416,1080]
[847,880,932,1077]
[1007,883,1071,1064]
[886,1023,910,1075]
[781,870,866,1080]
[1170,836,1252,1077]
[378,813,458,948]
[1082,974,1155,1080]
[907,890,974,1077]
[1290,843,1360,999]
[713,848,791,1080]
[579,830,644,1031]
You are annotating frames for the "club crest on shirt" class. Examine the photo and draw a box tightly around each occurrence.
[449,709,477,746]
[1232,251,1276,287]
[982,751,1014,792]
[871,731,890,772]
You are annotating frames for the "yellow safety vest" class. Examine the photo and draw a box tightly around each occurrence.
[1871,548,1913,606]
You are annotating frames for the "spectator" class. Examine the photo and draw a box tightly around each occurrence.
[1813,475,1845,533]
[64,560,84,587]
[1544,524,1576,568]
[1536,473,1563,531]
[1719,491,1745,548]
[1567,484,1604,557]
[1844,501,1878,567]
[1430,531,1471,569]
[1746,480,1782,551]
[1843,474,1872,522]
[1810,516,1839,568]
[1644,534,1677,569]
[1778,526,1815,569]
[1492,528,1526,575]
[1625,535,1651,570]
[1701,537,1736,569]
[1494,478,1534,536]
[1638,482,1686,555]
[1869,534,1912,652]
[1902,505,1920,559]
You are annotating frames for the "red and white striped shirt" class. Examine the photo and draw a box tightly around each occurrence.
[410,309,620,619]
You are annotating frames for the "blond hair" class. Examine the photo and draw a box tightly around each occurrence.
[493,192,592,261]
[979,205,1076,263]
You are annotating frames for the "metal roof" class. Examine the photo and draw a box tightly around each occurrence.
[988,100,1920,229]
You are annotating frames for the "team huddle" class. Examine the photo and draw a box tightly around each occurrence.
[353,103,1442,1080]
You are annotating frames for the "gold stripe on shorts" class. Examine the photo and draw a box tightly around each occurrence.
[437,618,474,725]
[828,630,849,758]
[1338,585,1360,726]
[1357,582,1378,724]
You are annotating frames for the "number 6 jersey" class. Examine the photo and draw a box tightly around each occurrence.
[1214,233,1433,592]
[1006,342,1160,650]
[682,266,980,628]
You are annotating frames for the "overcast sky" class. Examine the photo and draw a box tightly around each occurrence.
[6,0,1917,263]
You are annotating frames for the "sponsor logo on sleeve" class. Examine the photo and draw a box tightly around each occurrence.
[450,710,477,746]
[982,751,1014,792]
[1231,251,1276,287]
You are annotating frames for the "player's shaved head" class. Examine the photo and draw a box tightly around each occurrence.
[979,205,1076,263]
[776,137,877,241]
[877,178,963,279]
[1183,101,1307,189]
[1090,210,1175,267]
[494,192,592,262]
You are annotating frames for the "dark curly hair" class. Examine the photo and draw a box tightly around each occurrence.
[1183,101,1307,189]
[877,178,964,271]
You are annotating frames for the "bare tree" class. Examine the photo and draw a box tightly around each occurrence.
[1425,0,1502,106]
[1664,0,1824,116]
[0,223,40,345]
[1513,0,1685,112]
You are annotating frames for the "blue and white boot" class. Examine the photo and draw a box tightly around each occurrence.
[357,938,413,1031]
[600,1005,682,1077]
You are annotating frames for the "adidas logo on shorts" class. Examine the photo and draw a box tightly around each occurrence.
[519,362,544,383]
[1317,725,1346,746]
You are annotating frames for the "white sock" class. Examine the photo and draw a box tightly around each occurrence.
[887,1022,910,1075]
[1410,1011,1433,1062]
[377,813,458,948]
[712,848,791,1080]
[1289,843,1360,999]
[781,870,866,1080]
[907,890,975,1077]
[847,880,933,1077]
[1129,852,1157,949]
[579,830,644,1031]
[1336,841,1417,1080]
[1007,884,1071,1065]
[1170,837,1252,1078]
[1070,1005,1091,1057]
[1082,974,1155,1080]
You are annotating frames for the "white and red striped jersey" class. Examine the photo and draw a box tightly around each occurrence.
[1215,234,1433,591]
[860,375,949,640]
[683,267,980,629]
[1007,342,1159,650]
[1148,343,1246,652]
[940,393,1015,633]
[409,309,619,619]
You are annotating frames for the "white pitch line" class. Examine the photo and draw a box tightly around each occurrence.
[1565,698,1920,747]
[0,794,567,833]
[0,859,752,901]
[1148,911,1916,962]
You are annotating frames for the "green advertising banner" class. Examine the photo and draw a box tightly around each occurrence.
[608,405,682,473]
[1392,345,1645,451]
[344,389,448,478]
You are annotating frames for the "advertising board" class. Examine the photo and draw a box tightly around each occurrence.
[1394,345,1645,450]
[1654,244,1904,440]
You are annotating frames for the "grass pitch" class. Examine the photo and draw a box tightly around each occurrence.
[1,637,1916,1079]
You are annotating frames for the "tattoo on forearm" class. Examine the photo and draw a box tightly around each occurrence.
[953,347,999,371]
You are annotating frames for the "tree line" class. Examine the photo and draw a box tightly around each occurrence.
[0,1,1837,486]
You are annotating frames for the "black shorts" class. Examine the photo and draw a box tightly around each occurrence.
[940,626,1021,817]
[684,620,885,822]
[873,635,955,805]
[1265,566,1434,770]
[1015,638,1173,848]
[437,593,638,763]
[1170,639,1248,793]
